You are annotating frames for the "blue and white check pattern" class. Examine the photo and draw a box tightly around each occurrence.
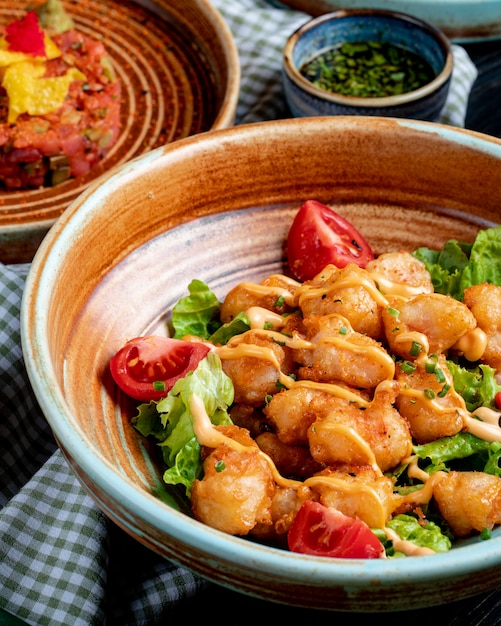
[0,1,479,624]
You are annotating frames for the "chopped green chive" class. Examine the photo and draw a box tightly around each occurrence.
[400,360,416,374]
[409,341,421,357]
[425,354,438,373]
[300,40,436,98]
[153,381,166,391]
[215,460,226,472]
[434,368,446,384]
[424,388,435,399]
[437,383,451,398]
[387,306,400,318]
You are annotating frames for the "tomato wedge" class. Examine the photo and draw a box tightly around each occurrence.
[109,335,210,401]
[287,501,385,559]
[287,200,374,281]
[495,391,501,411]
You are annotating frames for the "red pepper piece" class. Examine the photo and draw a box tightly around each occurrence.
[5,12,46,57]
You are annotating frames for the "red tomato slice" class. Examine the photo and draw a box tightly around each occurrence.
[287,501,385,559]
[495,391,501,411]
[110,335,210,401]
[287,200,374,281]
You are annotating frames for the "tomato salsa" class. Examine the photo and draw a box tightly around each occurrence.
[0,1,122,190]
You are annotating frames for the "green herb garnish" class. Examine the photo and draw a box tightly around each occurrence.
[300,40,436,98]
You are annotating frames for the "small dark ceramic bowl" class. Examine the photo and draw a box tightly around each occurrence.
[283,9,454,121]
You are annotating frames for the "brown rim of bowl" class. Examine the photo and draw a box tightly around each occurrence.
[283,8,454,108]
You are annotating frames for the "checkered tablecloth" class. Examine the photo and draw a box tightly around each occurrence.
[0,1,480,624]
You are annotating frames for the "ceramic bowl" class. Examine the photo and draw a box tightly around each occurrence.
[282,9,453,121]
[0,0,240,264]
[21,116,501,613]
[278,0,501,43]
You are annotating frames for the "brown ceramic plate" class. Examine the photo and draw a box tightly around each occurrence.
[21,117,501,612]
[0,0,239,263]
[278,0,501,42]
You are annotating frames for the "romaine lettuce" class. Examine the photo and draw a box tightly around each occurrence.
[461,226,501,290]
[447,360,501,412]
[372,514,452,557]
[132,351,234,496]
[413,226,501,417]
[172,278,251,344]
[387,514,452,553]
[413,225,501,300]
[208,311,250,345]
[172,279,221,339]
[413,432,501,478]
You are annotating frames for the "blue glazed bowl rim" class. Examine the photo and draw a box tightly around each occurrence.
[283,8,454,107]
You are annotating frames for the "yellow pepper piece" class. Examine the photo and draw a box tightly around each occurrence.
[2,61,85,123]
[0,33,61,65]
[0,48,36,66]
[43,34,61,60]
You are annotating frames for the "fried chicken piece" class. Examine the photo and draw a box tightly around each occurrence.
[382,292,477,358]
[366,250,434,296]
[220,330,294,407]
[307,380,412,472]
[433,471,501,537]
[263,386,337,446]
[464,282,501,371]
[307,464,400,529]
[395,355,464,444]
[191,425,275,535]
[297,263,383,339]
[255,431,324,479]
[294,314,394,389]
[219,274,296,323]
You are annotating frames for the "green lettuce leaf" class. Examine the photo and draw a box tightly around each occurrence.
[413,432,501,477]
[371,529,407,558]
[387,514,452,553]
[460,226,501,290]
[414,432,491,466]
[447,360,501,412]
[208,311,250,344]
[413,225,501,300]
[161,436,203,495]
[171,279,221,339]
[132,351,234,496]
